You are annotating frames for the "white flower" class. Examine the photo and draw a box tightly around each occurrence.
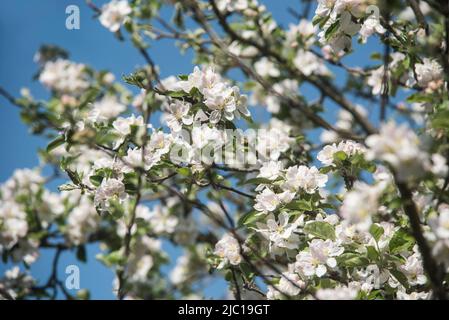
[258,161,283,180]
[366,53,409,95]
[294,49,330,76]
[0,201,28,249]
[148,204,179,234]
[277,265,305,297]
[256,121,294,160]
[285,19,316,48]
[148,131,172,156]
[255,57,280,78]
[99,0,131,32]
[366,121,429,181]
[415,58,443,88]
[254,212,302,253]
[191,125,225,150]
[113,114,145,136]
[316,286,358,300]
[94,178,127,211]
[359,15,385,43]
[295,239,344,277]
[317,144,339,166]
[39,59,88,94]
[254,188,281,213]
[340,182,381,231]
[282,165,328,194]
[216,0,252,12]
[88,96,126,123]
[122,147,161,171]
[315,0,336,17]
[178,66,250,123]
[333,0,364,16]
[66,196,99,245]
[163,100,193,132]
[317,140,365,166]
[399,253,427,286]
[430,154,448,177]
[429,205,449,240]
[214,234,242,268]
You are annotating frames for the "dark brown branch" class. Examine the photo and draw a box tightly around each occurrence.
[396,180,447,299]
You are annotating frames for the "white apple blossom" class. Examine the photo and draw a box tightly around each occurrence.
[316,286,358,300]
[429,205,449,240]
[257,161,283,180]
[0,201,28,249]
[94,178,127,212]
[254,188,281,214]
[415,58,444,89]
[148,204,179,234]
[216,0,254,13]
[99,0,132,32]
[88,96,126,123]
[214,233,242,268]
[112,114,145,137]
[399,253,427,286]
[295,239,344,277]
[39,59,88,94]
[163,100,193,132]
[282,165,328,194]
[359,14,386,43]
[274,264,306,297]
[340,182,382,231]
[256,120,295,160]
[285,19,316,48]
[66,196,99,245]
[294,49,330,76]
[366,121,429,181]
[254,212,303,253]
[317,140,365,166]
[254,57,280,78]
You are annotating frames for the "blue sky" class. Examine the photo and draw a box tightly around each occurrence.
[0,0,384,299]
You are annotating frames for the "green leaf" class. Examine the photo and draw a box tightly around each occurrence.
[337,253,370,267]
[304,221,335,240]
[325,20,340,40]
[89,175,104,187]
[177,167,190,176]
[366,245,379,261]
[242,177,273,185]
[390,269,410,289]
[167,90,188,98]
[333,150,347,161]
[237,210,262,227]
[389,229,415,254]
[284,199,313,211]
[97,250,124,267]
[46,136,65,153]
[369,223,384,242]
[432,110,449,130]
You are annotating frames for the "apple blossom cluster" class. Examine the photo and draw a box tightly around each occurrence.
[99,0,132,32]
[0,267,34,300]
[162,65,250,124]
[39,59,89,94]
[314,0,385,53]
[4,0,449,301]
[366,121,447,182]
